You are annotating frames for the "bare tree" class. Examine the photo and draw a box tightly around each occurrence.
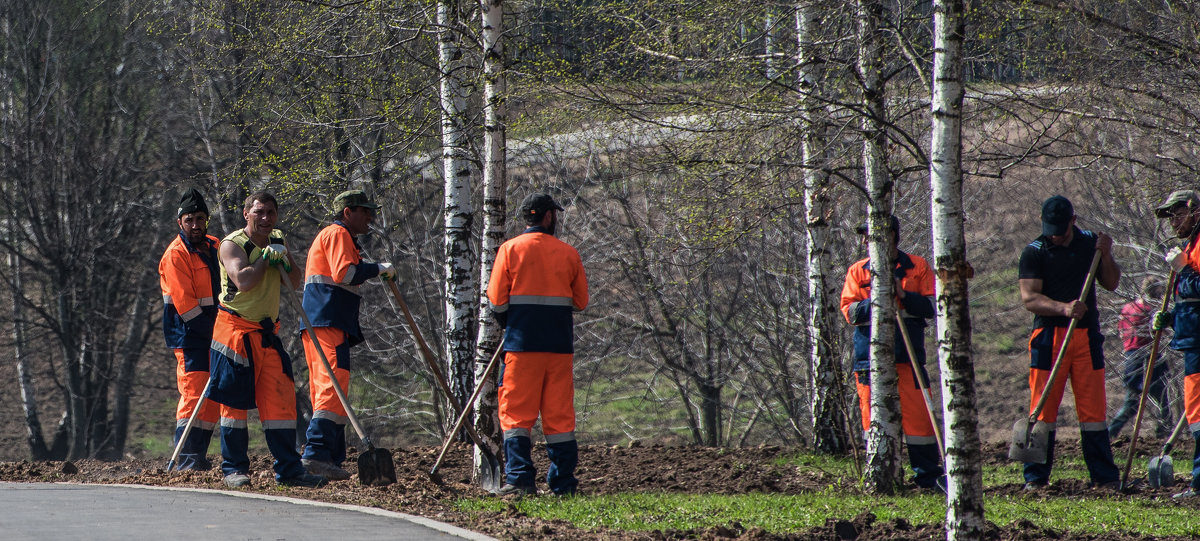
[797,0,851,454]
[472,0,507,482]
[0,0,165,459]
[931,0,985,536]
[857,0,904,494]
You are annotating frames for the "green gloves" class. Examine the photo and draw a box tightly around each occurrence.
[1152,310,1172,332]
[378,262,396,281]
[262,243,291,272]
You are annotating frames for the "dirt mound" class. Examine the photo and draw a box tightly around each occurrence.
[0,443,1187,540]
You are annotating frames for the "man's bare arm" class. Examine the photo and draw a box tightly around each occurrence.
[220,239,269,292]
[1020,278,1086,319]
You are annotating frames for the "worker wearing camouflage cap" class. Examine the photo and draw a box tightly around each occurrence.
[299,190,395,481]
[1151,189,1200,498]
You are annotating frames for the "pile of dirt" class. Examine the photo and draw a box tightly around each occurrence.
[0,441,1192,540]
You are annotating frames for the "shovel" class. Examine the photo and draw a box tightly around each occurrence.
[383,279,502,493]
[280,271,396,486]
[1009,251,1102,464]
[1119,270,1176,489]
[166,377,212,472]
[431,342,505,481]
[895,312,944,460]
[1148,412,1187,488]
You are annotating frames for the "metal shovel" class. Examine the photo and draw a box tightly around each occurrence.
[384,279,502,493]
[1149,412,1187,489]
[1119,270,1176,488]
[281,272,396,486]
[1009,252,1101,464]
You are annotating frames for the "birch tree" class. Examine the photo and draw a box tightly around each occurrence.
[931,0,985,536]
[438,0,477,411]
[797,0,850,455]
[472,0,506,481]
[858,0,903,494]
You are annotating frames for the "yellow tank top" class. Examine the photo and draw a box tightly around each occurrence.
[219,228,286,322]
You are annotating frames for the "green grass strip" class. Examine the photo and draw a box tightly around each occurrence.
[459,490,1200,536]
[457,451,1200,536]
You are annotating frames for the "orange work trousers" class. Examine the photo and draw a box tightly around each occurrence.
[1027,327,1107,431]
[854,364,937,443]
[302,327,351,422]
[498,351,575,437]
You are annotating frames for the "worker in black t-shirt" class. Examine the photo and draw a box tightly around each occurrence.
[1017,195,1121,491]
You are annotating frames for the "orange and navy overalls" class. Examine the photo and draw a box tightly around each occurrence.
[1017,227,1118,486]
[159,231,237,469]
[840,250,944,489]
[299,221,381,466]
[487,225,588,494]
[207,229,304,481]
[1160,232,1200,490]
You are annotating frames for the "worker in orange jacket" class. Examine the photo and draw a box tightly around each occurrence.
[1151,189,1200,498]
[488,192,588,497]
[840,215,944,490]
[208,192,326,489]
[159,188,243,470]
[299,190,395,481]
[1018,195,1120,490]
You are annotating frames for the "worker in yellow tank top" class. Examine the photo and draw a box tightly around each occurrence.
[207,191,327,489]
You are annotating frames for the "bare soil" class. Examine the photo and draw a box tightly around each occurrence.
[0,440,1189,540]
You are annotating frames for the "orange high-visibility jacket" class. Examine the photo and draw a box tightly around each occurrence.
[301,222,379,346]
[159,232,220,353]
[488,226,588,353]
[839,250,935,372]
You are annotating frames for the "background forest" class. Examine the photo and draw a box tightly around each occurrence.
[0,0,1192,490]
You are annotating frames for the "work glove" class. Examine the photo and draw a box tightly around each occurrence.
[1167,246,1187,273]
[1152,310,1173,332]
[378,262,396,281]
[262,244,291,272]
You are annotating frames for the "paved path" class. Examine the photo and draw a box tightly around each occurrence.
[0,482,495,541]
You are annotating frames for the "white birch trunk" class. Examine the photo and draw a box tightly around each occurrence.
[797,1,849,454]
[858,0,903,494]
[764,9,777,81]
[931,0,986,536]
[438,0,477,411]
[473,0,507,482]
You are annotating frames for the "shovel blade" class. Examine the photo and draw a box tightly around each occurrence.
[357,447,397,487]
[480,451,502,494]
[1009,418,1051,464]
[1148,455,1175,489]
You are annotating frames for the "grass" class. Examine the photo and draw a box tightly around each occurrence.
[457,450,1200,537]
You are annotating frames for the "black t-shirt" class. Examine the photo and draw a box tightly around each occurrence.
[1017,226,1100,330]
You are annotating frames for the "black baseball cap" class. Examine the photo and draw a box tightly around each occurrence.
[519,192,564,216]
[855,215,900,236]
[1041,195,1074,237]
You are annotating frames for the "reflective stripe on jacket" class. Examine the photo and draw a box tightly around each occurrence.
[159,232,220,349]
[487,226,588,353]
[300,222,378,346]
[839,250,935,371]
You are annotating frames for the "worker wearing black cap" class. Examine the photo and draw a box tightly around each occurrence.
[839,214,944,490]
[487,192,588,497]
[1017,195,1121,491]
[158,188,245,470]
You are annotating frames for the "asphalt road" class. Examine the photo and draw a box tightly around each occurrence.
[0,482,496,541]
